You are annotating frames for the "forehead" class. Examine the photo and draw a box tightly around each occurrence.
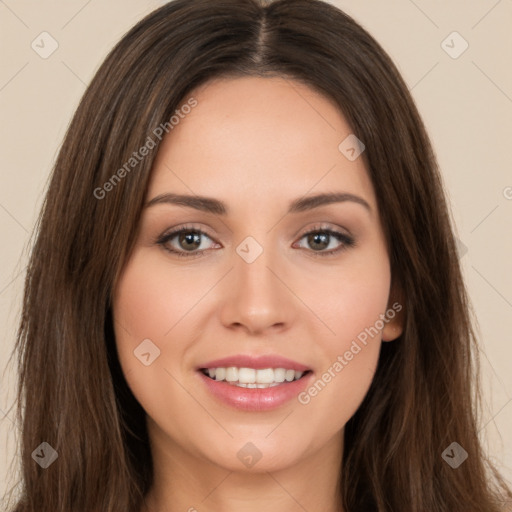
[148,76,376,210]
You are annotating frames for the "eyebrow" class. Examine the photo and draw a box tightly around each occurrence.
[145,191,371,215]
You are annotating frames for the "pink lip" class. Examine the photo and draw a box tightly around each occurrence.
[197,371,314,411]
[197,354,311,372]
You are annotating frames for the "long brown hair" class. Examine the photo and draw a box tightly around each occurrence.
[4,0,511,510]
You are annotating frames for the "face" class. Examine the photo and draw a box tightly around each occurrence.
[112,76,403,475]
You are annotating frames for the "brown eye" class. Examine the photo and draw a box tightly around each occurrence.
[306,232,330,251]
[156,227,217,257]
[295,228,355,255]
[177,232,202,251]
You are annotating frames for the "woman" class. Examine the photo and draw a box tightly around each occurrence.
[5,0,511,510]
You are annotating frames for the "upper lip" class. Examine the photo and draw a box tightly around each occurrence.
[198,354,311,372]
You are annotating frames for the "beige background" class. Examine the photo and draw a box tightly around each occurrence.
[1,0,511,504]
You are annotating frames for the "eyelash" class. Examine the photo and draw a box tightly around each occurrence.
[154,224,356,259]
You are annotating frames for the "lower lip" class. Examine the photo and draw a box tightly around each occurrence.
[198,371,314,411]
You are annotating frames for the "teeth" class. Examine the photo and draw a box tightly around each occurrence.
[204,367,306,385]
[274,368,286,382]
[215,368,226,381]
[229,382,281,388]
[238,367,255,383]
[225,367,238,382]
[256,368,274,384]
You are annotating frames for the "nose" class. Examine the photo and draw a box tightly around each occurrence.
[218,242,296,335]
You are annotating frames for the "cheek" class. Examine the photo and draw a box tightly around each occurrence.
[111,250,211,440]
[112,248,218,351]
[301,245,391,344]
[295,249,390,428]
[111,250,200,396]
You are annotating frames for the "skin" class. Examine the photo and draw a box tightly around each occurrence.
[112,76,403,512]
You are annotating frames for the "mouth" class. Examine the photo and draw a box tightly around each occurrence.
[199,367,313,388]
[196,355,314,410]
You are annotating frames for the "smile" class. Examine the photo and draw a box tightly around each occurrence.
[200,367,310,388]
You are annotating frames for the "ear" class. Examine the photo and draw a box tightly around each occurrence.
[382,281,405,342]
